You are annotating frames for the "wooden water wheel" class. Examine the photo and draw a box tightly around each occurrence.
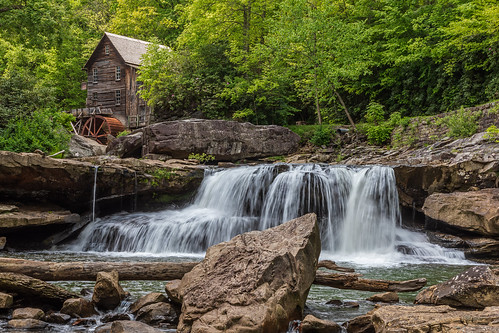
[80,115,125,144]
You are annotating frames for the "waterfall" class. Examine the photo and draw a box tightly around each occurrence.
[91,166,99,222]
[71,164,465,262]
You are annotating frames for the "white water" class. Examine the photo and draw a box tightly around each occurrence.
[70,164,466,264]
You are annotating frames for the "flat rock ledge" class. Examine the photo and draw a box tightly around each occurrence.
[173,213,321,333]
[371,305,499,332]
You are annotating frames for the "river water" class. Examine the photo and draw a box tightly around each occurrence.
[1,164,475,331]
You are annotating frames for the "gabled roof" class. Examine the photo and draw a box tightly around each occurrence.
[83,32,166,69]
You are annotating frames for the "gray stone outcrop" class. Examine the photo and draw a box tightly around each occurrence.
[142,119,301,161]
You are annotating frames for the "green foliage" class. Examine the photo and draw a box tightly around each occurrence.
[0,108,74,154]
[441,107,479,138]
[116,130,130,138]
[484,125,499,143]
[288,124,321,144]
[364,102,392,145]
[310,126,332,146]
[188,152,215,164]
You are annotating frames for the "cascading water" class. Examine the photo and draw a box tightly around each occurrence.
[91,165,99,222]
[71,164,465,263]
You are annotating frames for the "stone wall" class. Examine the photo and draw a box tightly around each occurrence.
[392,101,499,146]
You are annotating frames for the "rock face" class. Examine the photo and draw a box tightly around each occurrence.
[106,131,143,158]
[371,305,499,332]
[142,119,301,161]
[68,135,106,158]
[415,266,499,308]
[0,292,13,308]
[175,213,321,333]
[92,270,127,310]
[423,189,499,237]
[0,151,203,214]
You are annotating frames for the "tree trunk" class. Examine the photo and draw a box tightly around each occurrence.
[0,258,198,281]
[333,88,356,130]
[314,271,427,292]
[0,272,79,307]
[0,258,426,292]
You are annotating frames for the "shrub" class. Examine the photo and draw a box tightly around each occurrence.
[188,152,215,164]
[0,109,74,154]
[310,126,332,146]
[441,107,479,138]
[484,125,499,143]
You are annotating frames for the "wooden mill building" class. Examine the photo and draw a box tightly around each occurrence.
[82,32,156,129]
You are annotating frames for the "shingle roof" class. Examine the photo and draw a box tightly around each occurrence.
[105,32,151,67]
[83,32,167,69]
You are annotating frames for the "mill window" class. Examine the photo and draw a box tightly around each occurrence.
[116,66,121,81]
[92,92,97,100]
[115,90,121,106]
[105,45,110,55]
[93,68,98,83]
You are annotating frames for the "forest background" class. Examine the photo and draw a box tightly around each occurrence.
[0,0,498,152]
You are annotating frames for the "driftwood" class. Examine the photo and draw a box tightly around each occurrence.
[314,271,427,292]
[0,272,79,306]
[0,258,197,281]
[318,260,356,273]
[0,258,426,292]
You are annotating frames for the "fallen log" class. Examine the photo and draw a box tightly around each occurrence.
[0,258,198,281]
[318,260,356,273]
[314,271,427,292]
[0,272,79,306]
[0,258,426,292]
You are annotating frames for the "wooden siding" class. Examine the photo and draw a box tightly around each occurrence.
[85,35,150,129]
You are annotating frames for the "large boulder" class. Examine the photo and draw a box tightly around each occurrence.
[110,320,163,333]
[106,132,143,158]
[0,292,13,308]
[423,189,499,237]
[371,305,499,332]
[129,292,169,314]
[143,119,301,161]
[68,135,106,158]
[415,266,499,308]
[60,298,98,317]
[12,307,44,320]
[300,315,341,333]
[175,213,321,333]
[135,302,178,327]
[92,270,127,310]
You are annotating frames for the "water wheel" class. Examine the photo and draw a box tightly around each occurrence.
[81,115,125,144]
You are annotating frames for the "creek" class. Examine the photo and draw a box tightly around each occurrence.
[2,164,475,330]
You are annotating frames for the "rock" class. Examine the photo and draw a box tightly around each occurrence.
[92,270,127,310]
[44,312,71,324]
[0,151,203,214]
[423,189,499,237]
[0,236,6,250]
[136,302,178,326]
[95,322,113,333]
[68,135,106,158]
[7,318,48,329]
[164,279,181,304]
[143,119,301,161]
[415,266,499,308]
[325,299,359,307]
[343,314,374,333]
[0,292,13,308]
[106,131,143,158]
[0,204,80,232]
[371,305,499,332]
[300,314,341,333]
[366,292,399,303]
[129,292,168,314]
[176,213,321,333]
[101,313,131,323]
[110,320,163,333]
[0,204,19,213]
[12,307,44,319]
[60,298,98,317]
